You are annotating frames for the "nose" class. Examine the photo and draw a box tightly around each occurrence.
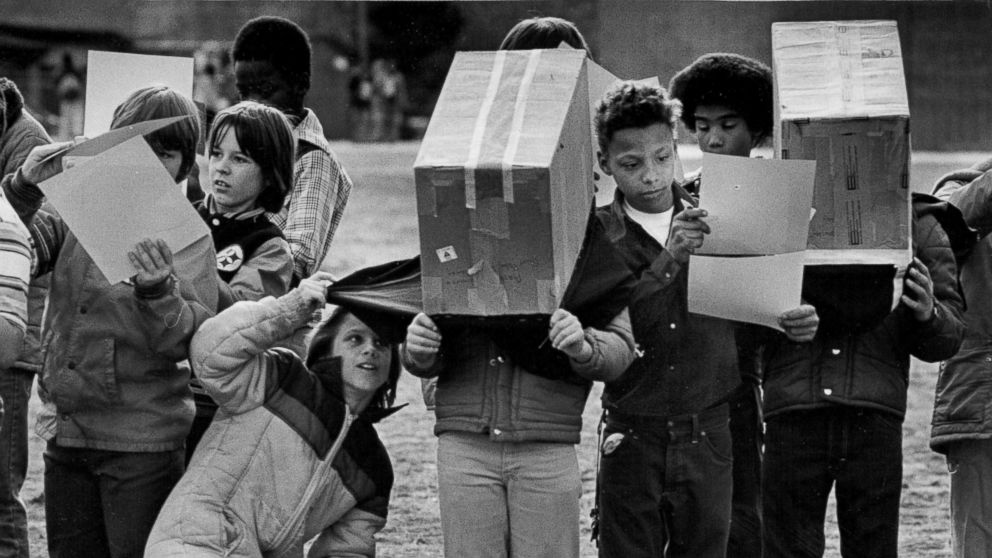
[706,131,724,149]
[642,160,660,185]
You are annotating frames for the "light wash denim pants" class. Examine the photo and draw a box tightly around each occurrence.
[437,431,581,558]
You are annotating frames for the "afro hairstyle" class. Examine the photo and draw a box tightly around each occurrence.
[499,16,591,57]
[594,81,682,156]
[232,16,312,90]
[668,53,773,143]
[306,307,401,420]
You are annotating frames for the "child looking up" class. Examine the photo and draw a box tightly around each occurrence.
[2,86,218,558]
[129,100,296,461]
[593,82,817,558]
[146,272,399,558]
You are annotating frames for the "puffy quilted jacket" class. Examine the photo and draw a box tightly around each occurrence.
[930,165,992,452]
[763,202,966,420]
[145,290,392,558]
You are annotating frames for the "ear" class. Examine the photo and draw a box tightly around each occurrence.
[597,149,613,177]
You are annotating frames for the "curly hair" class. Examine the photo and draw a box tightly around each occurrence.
[306,307,401,419]
[232,16,312,90]
[110,85,201,182]
[668,53,773,143]
[207,101,295,213]
[499,16,591,57]
[594,82,681,155]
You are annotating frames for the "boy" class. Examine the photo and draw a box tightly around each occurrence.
[231,16,353,284]
[2,88,218,558]
[668,52,776,558]
[0,77,51,558]
[593,82,817,558]
[928,160,992,558]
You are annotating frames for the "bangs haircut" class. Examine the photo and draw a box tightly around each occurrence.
[595,82,682,156]
[208,101,295,213]
[668,53,773,143]
[307,307,402,417]
[499,16,591,56]
[110,85,201,181]
[232,16,312,90]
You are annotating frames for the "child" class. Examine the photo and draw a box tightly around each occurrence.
[132,100,296,461]
[669,52,784,558]
[403,18,637,558]
[231,16,353,285]
[929,159,992,558]
[592,82,816,558]
[0,185,29,369]
[145,272,399,557]
[2,86,218,558]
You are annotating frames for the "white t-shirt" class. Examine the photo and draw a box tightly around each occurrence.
[623,200,673,247]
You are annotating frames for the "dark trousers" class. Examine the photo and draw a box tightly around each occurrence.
[0,371,32,558]
[727,381,763,558]
[597,404,733,558]
[44,442,184,558]
[763,407,903,558]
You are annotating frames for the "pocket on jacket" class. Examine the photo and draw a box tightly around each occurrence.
[933,350,992,424]
[50,338,118,412]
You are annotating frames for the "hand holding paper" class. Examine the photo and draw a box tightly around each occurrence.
[20,142,74,185]
[667,208,710,263]
[902,257,935,322]
[129,239,175,288]
[779,304,819,342]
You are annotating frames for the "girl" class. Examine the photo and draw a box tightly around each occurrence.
[128,100,296,460]
[145,272,400,558]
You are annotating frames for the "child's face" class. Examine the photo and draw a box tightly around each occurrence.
[599,122,676,214]
[693,105,757,157]
[334,314,392,400]
[234,60,300,115]
[208,128,265,214]
[153,147,184,182]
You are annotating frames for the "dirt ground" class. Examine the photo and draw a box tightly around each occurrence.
[21,142,978,557]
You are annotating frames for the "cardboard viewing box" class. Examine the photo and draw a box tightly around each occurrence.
[414,49,593,316]
[772,20,912,267]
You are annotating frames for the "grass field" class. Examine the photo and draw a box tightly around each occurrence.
[21,141,985,556]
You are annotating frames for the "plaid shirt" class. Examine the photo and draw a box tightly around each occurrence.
[0,195,30,336]
[268,109,353,280]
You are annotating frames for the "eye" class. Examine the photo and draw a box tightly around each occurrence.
[234,154,252,164]
[373,338,387,350]
[208,149,221,159]
[696,122,709,132]
[722,120,738,130]
[620,161,639,170]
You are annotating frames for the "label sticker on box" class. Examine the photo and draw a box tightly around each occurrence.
[436,246,458,263]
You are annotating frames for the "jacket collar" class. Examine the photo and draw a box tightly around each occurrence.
[294,108,331,156]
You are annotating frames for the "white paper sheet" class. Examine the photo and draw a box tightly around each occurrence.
[688,252,806,331]
[84,51,194,138]
[696,153,816,256]
[39,134,209,284]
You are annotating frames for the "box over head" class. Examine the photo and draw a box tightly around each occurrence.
[772,20,911,268]
[414,49,593,316]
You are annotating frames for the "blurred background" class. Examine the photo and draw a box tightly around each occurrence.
[1,0,990,150]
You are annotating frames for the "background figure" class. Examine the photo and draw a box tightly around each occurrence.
[54,53,84,140]
[370,59,407,142]
[0,77,52,558]
[348,66,374,141]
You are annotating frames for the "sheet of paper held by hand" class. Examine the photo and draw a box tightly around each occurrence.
[38,127,209,285]
[687,153,816,330]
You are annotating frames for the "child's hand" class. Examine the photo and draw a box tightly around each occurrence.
[779,304,819,343]
[297,271,336,308]
[549,309,593,361]
[667,208,710,263]
[902,257,935,322]
[20,142,74,185]
[405,313,442,369]
[128,239,175,288]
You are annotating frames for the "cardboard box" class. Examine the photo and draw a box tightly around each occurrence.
[773,20,911,266]
[414,49,593,315]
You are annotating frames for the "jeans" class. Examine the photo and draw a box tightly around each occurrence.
[727,381,762,558]
[0,371,32,558]
[946,439,992,558]
[436,431,581,558]
[44,442,184,558]
[597,404,734,558]
[763,407,902,558]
